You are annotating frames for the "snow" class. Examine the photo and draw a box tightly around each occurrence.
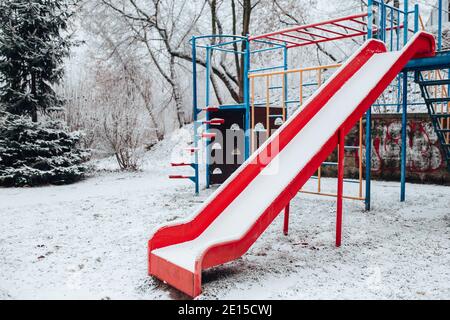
[0,128,449,299]
[152,49,402,272]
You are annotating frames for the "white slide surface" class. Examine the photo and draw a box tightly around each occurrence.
[152,50,401,272]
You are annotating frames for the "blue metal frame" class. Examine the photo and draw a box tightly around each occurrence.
[191,36,200,195]
[365,0,374,211]
[205,46,212,188]
[244,38,251,160]
[365,0,422,209]
[283,45,289,119]
[187,35,253,191]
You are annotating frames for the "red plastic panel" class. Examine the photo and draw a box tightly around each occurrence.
[149,253,200,297]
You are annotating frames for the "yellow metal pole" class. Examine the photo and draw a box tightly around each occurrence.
[248,63,341,79]
[300,71,304,107]
[300,190,365,201]
[419,15,425,30]
[317,68,323,193]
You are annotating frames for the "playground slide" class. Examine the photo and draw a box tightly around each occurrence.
[148,32,435,297]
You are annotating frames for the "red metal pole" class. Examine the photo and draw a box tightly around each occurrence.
[336,129,345,247]
[283,203,290,236]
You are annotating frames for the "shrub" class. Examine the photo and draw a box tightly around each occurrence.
[0,112,90,187]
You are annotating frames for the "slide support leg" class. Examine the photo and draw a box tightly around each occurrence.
[365,108,372,211]
[400,71,408,202]
[283,203,290,236]
[336,129,345,247]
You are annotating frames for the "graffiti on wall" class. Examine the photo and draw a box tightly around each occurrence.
[351,118,446,174]
[333,114,450,184]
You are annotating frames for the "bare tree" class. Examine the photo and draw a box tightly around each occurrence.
[81,3,166,139]
[99,0,265,109]
[96,61,154,170]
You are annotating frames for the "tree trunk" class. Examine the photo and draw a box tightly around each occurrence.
[31,72,38,122]
[170,57,185,128]
[238,0,252,103]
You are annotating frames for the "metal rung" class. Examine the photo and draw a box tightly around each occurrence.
[343,179,361,184]
[169,175,195,181]
[199,106,220,112]
[322,162,338,166]
[171,163,194,167]
[197,118,225,126]
[345,146,360,150]
[254,100,279,105]
[268,114,284,118]
[269,86,283,90]
[431,114,450,118]
[309,176,360,184]
[418,79,450,86]
[249,65,285,73]
[200,133,217,139]
[426,97,450,103]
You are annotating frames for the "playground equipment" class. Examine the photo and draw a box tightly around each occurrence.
[155,0,449,297]
[152,33,435,297]
[169,0,450,207]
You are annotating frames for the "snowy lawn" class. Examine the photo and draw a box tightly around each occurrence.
[0,155,449,299]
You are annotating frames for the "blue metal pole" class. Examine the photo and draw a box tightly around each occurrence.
[390,8,394,51]
[397,8,401,50]
[414,4,419,34]
[368,0,373,39]
[205,47,211,189]
[438,0,443,51]
[401,72,408,202]
[191,37,200,195]
[365,109,372,211]
[283,44,288,120]
[365,0,373,211]
[244,37,251,160]
[403,0,409,46]
[380,1,386,42]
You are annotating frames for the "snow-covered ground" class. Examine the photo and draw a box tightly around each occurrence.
[0,133,449,300]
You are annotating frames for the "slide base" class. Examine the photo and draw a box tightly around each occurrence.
[149,253,201,298]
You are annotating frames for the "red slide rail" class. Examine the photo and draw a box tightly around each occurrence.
[148,32,435,297]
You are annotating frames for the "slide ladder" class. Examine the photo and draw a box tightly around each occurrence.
[415,70,450,171]
[169,105,225,192]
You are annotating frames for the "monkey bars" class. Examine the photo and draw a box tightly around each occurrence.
[250,13,371,49]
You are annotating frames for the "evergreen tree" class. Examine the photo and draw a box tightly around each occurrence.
[0,111,90,187]
[0,0,75,121]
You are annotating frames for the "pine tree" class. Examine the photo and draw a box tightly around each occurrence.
[0,111,90,187]
[0,0,75,122]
